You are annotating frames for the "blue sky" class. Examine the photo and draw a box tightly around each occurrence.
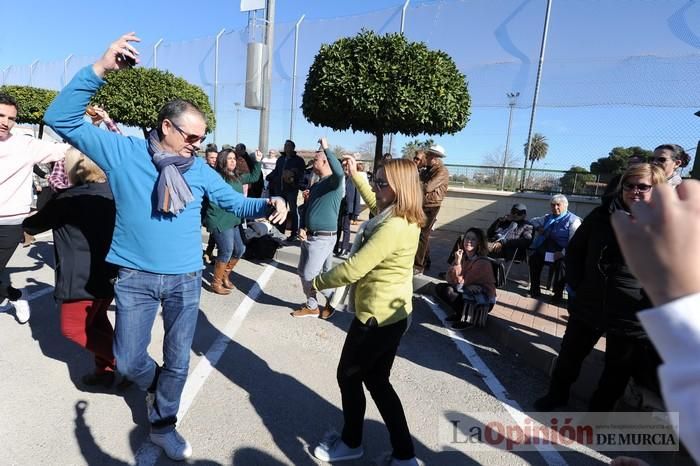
[2,0,699,171]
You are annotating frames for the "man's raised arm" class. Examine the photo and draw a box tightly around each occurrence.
[44,33,142,172]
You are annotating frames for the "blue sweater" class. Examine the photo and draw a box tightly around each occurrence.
[44,66,269,274]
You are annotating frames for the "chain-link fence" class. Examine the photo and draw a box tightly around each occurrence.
[446,164,635,198]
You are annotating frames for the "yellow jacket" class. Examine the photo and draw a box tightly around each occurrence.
[312,173,420,326]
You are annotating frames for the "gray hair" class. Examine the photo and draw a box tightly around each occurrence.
[550,194,569,207]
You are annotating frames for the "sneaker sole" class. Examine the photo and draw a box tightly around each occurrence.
[313,447,364,462]
[290,312,320,318]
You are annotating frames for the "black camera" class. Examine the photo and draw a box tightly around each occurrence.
[117,53,136,68]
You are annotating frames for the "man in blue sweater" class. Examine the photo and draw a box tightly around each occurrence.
[291,137,344,319]
[44,33,287,461]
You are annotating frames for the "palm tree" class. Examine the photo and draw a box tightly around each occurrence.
[524,133,549,188]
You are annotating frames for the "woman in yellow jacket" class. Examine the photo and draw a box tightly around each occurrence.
[311,156,425,466]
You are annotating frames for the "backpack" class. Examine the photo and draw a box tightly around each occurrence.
[243,235,281,261]
[478,256,506,289]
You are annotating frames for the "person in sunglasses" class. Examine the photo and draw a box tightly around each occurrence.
[310,156,424,466]
[534,163,666,412]
[486,203,534,259]
[651,143,691,188]
[44,33,288,461]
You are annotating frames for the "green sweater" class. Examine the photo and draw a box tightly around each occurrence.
[304,148,344,232]
[312,173,420,326]
[204,159,261,233]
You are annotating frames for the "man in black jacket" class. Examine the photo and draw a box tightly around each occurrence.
[486,203,533,259]
[266,139,305,242]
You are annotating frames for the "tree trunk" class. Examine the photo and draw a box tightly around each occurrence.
[373,132,384,176]
[38,122,44,139]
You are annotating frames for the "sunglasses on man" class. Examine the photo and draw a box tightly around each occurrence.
[169,119,206,144]
[510,209,526,216]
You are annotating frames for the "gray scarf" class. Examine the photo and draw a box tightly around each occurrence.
[147,129,195,216]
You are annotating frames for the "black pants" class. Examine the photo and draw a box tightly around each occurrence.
[529,251,565,296]
[0,225,23,301]
[414,206,440,271]
[547,316,604,402]
[589,334,662,411]
[338,317,414,460]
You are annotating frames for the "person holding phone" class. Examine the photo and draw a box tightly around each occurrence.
[44,32,288,461]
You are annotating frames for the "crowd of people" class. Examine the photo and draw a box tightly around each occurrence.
[1,31,697,465]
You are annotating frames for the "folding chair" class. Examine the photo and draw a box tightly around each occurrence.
[504,247,529,284]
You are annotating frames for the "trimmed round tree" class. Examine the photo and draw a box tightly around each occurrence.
[0,85,58,138]
[91,67,215,138]
[302,30,470,170]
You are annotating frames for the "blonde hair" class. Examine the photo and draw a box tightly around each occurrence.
[382,159,426,227]
[66,147,107,185]
[619,163,666,190]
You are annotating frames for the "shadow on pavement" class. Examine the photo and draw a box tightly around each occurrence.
[191,311,474,465]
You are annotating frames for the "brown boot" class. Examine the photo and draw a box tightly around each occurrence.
[222,258,239,289]
[211,261,231,295]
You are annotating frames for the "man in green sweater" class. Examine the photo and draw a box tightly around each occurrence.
[291,137,344,319]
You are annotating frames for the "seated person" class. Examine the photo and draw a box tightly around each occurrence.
[528,194,581,301]
[486,203,533,259]
[435,228,496,330]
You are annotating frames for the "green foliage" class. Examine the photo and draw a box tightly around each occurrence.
[92,67,215,133]
[559,166,597,194]
[302,30,470,166]
[524,133,549,164]
[0,85,58,125]
[401,138,434,159]
[590,146,652,176]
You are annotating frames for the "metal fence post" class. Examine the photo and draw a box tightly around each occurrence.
[214,29,226,145]
[289,14,305,140]
[29,60,39,86]
[153,39,164,68]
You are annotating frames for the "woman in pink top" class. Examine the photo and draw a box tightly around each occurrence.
[435,227,496,329]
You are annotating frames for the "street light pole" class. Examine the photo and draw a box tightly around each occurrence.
[500,91,519,190]
[258,0,276,155]
[520,0,553,191]
[235,102,241,144]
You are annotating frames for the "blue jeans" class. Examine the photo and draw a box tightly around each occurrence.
[212,226,245,262]
[299,234,336,309]
[112,267,202,432]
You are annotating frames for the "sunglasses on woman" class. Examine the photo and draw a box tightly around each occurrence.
[622,182,652,193]
[372,178,390,189]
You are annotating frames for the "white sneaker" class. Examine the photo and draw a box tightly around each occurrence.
[0,298,13,313]
[313,431,364,462]
[150,429,192,461]
[13,291,30,324]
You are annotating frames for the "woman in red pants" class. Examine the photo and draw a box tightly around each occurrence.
[23,148,118,387]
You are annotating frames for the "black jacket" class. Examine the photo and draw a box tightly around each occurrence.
[23,182,117,301]
[565,205,650,337]
[265,153,305,196]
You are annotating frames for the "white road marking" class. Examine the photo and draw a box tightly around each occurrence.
[418,294,585,466]
[134,263,278,465]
